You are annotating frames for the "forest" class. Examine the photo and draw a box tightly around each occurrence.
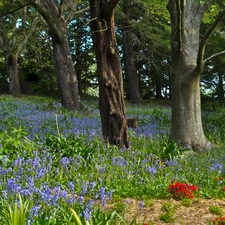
[1,0,225,224]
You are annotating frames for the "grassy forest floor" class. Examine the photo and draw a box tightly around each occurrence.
[0,95,225,225]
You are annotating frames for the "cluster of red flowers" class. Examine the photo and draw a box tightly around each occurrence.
[212,216,225,225]
[168,180,198,200]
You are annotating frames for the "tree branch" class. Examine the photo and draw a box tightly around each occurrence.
[59,0,64,17]
[176,0,182,52]
[32,1,60,38]
[196,8,225,71]
[17,16,40,55]
[0,0,36,17]
[66,6,89,24]
[203,50,225,66]
[101,0,120,18]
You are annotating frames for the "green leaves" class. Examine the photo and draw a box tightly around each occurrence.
[0,195,30,225]
[0,126,31,163]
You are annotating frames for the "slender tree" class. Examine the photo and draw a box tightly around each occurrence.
[122,0,141,104]
[89,0,130,148]
[0,7,39,98]
[167,0,225,150]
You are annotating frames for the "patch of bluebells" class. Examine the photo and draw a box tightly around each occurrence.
[0,97,170,144]
[2,96,225,222]
[210,161,224,173]
[0,99,102,142]
[0,147,112,222]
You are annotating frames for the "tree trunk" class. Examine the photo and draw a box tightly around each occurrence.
[167,0,213,150]
[32,1,83,111]
[123,1,141,104]
[51,26,83,111]
[153,66,164,99]
[74,27,83,96]
[89,0,130,148]
[6,54,21,98]
[171,61,210,150]
[217,73,224,106]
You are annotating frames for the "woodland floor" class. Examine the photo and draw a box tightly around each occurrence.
[107,198,225,225]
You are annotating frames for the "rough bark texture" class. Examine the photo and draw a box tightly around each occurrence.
[51,18,83,111]
[167,0,212,150]
[32,0,83,111]
[6,54,21,98]
[89,0,130,148]
[123,1,141,105]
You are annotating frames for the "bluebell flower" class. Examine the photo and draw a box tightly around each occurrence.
[83,205,91,221]
[210,162,223,173]
[89,181,96,190]
[139,200,144,209]
[6,178,21,194]
[145,166,157,176]
[68,181,75,190]
[78,196,84,204]
[59,157,71,167]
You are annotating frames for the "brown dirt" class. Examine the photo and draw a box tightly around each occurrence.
[108,198,225,225]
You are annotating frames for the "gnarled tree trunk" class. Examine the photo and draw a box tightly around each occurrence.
[89,0,130,148]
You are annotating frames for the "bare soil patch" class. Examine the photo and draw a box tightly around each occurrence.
[111,198,225,224]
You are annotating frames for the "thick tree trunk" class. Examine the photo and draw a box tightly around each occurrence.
[171,59,210,149]
[6,54,21,98]
[89,0,130,148]
[51,31,83,111]
[32,1,83,111]
[168,0,212,150]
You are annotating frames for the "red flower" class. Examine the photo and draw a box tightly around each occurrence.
[215,177,219,181]
[222,187,225,191]
[168,181,198,200]
[212,216,225,225]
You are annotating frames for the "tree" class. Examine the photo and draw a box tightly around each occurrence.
[89,0,130,148]
[167,0,225,150]
[31,0,87,111]
[20,28,57,96]
[201,19,225,106]
[68,16,96,96]
[121,0,141,104]
[0,6,39,97]
[115,0,171,100]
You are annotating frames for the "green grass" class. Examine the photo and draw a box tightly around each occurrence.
[0,95,225,224]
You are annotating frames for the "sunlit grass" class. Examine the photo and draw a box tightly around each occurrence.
[0,95,225,224]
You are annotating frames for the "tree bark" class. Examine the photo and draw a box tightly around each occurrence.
[217,73,224,106]
[51,26,83,111]
[6,54,21,98]
[32,0,83,111]
[89,0,130,148]
[167,0,213,150]
[122,1,141,105]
